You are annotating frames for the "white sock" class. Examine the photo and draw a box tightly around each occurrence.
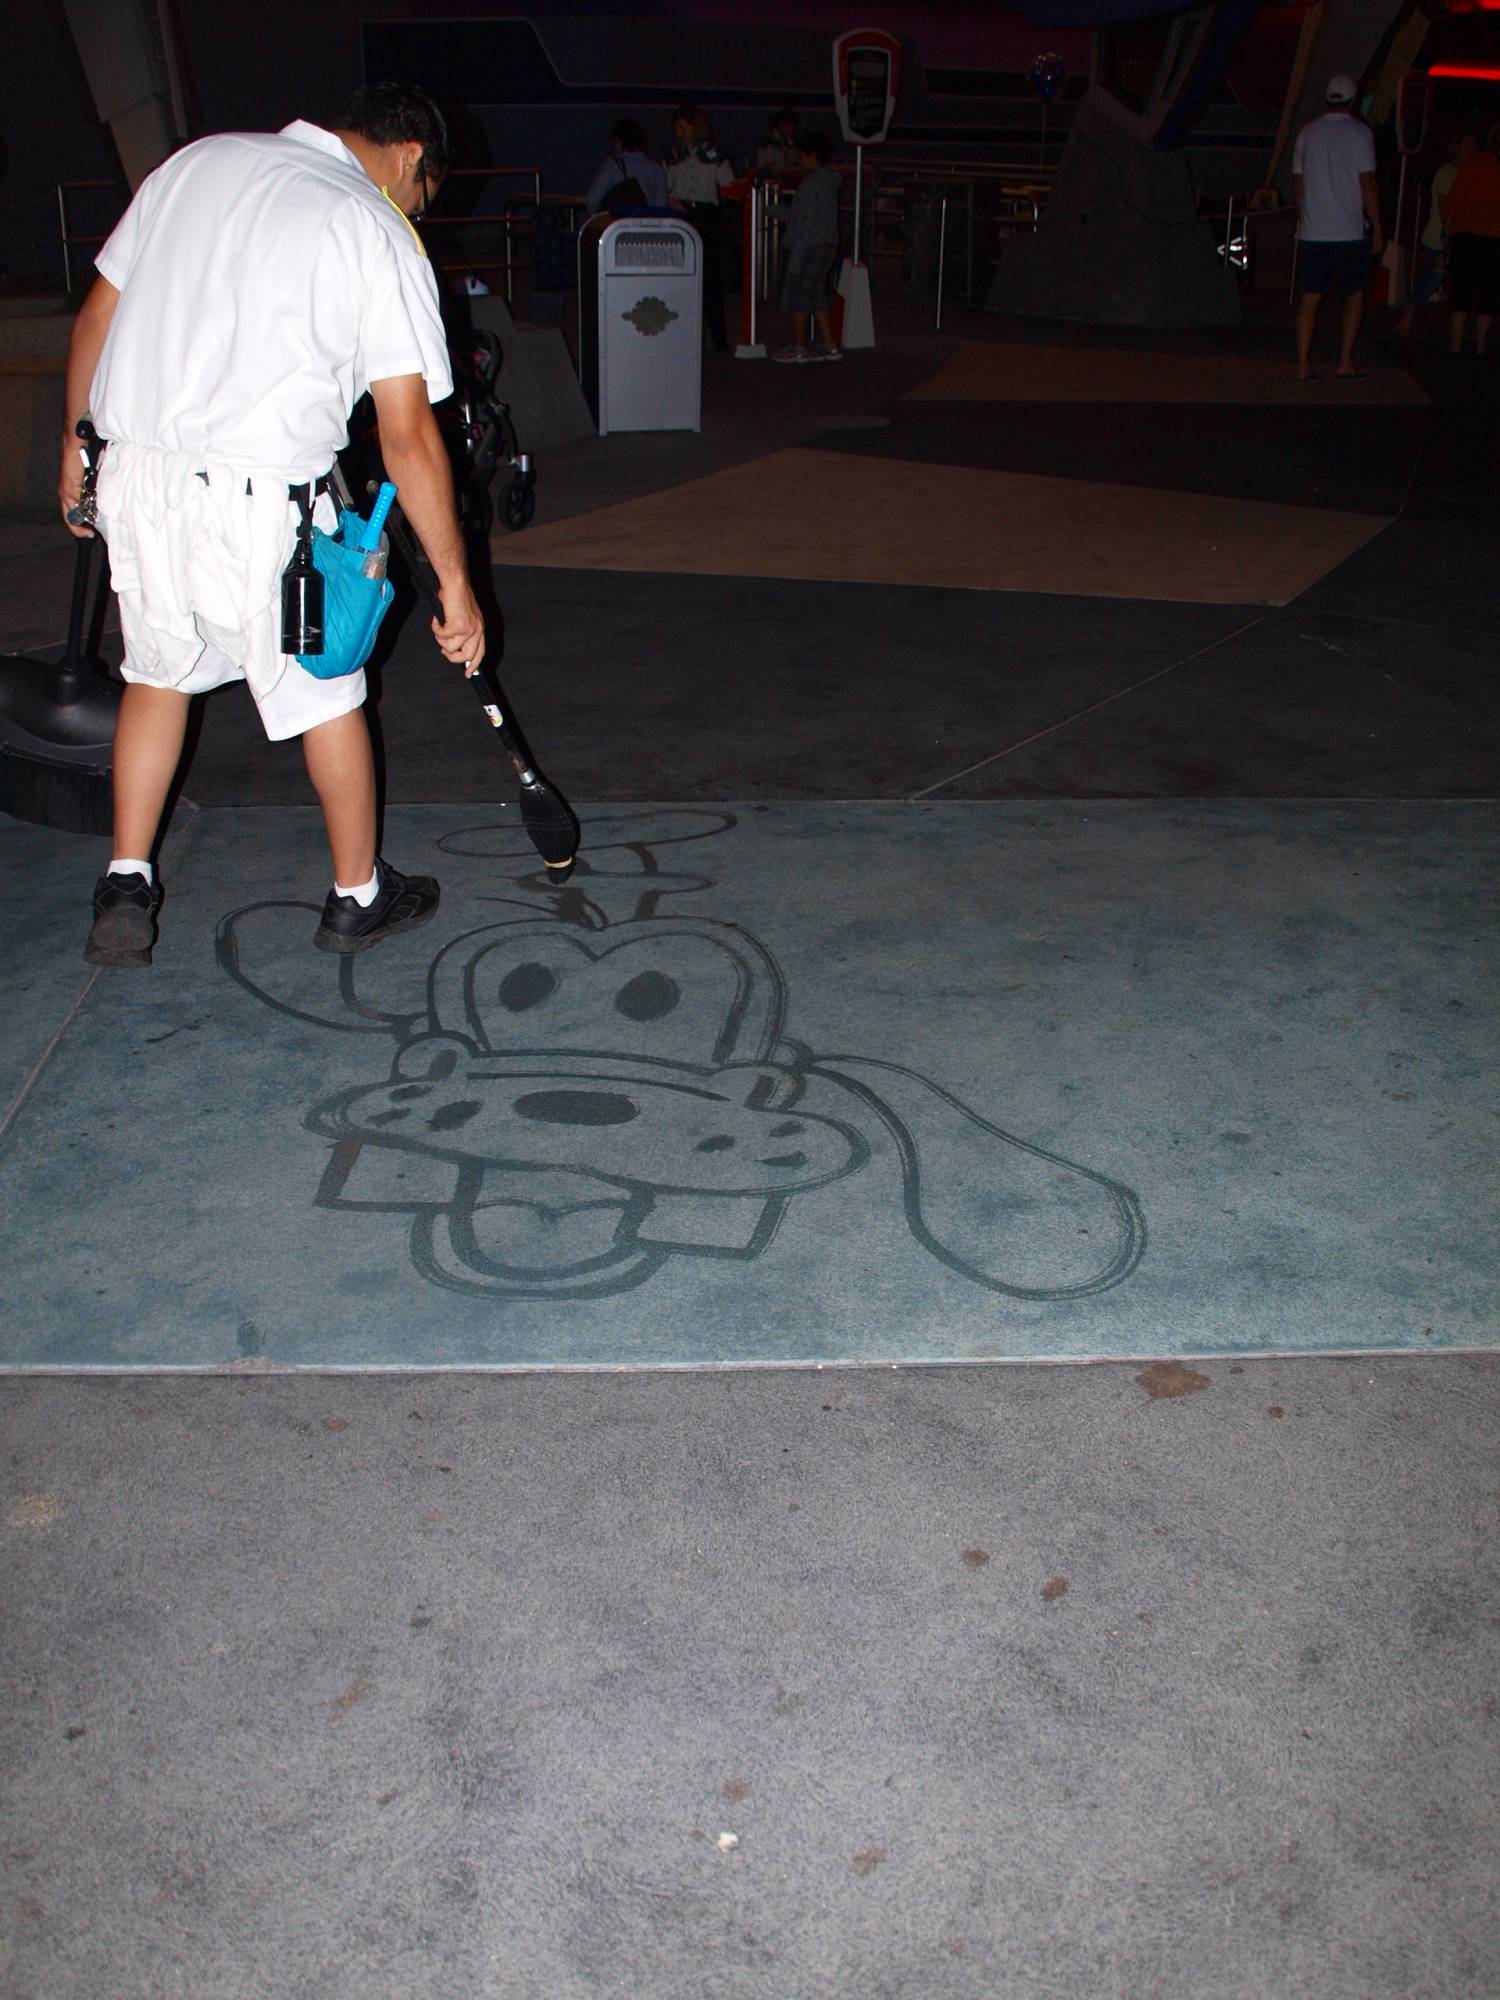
[334,868,380,907]
[108,857,154,885]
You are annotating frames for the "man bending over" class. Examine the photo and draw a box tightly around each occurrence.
[59,83,484,967]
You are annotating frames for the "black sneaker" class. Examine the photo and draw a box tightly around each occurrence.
[313,859,440,955]
[84,870,164,969]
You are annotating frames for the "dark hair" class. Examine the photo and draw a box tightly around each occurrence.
[773,106,798,129]
[612,118,648,153]
[799,130,830,165]
[674,102,713,144]
[338,83,451,177]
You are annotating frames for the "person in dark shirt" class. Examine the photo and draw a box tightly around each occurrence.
[773,133,842,364]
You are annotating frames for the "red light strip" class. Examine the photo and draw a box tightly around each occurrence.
[1429,65,1500,78]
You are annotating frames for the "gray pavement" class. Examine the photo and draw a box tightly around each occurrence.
[1,294,1497,1996]
[3,1360,1498,2000]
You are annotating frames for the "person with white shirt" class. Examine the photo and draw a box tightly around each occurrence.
[58,84,485,967]
[667,104,736,353]
[584,120,670,214]
[1291,74,1385,383]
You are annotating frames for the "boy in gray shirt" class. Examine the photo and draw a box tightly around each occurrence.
[774,133,843,363]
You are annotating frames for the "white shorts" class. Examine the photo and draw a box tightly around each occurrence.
[95,440,367,741]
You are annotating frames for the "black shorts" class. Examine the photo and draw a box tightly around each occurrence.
[1447,232,1500,316]
[1298,238,1371,298]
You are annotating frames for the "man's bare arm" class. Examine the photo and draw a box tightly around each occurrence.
[58,274,119,537]
[369,372,486,670]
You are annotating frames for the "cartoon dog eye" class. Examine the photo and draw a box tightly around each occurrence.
[494,960,682,1025]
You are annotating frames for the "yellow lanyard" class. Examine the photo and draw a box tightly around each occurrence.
[379,186,427,256]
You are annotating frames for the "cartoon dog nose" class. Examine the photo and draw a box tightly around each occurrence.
[513,1089,640,1127]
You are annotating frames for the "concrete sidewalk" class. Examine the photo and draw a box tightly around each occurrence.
[1,294,1496,1996]
[3,1360,1497,2000]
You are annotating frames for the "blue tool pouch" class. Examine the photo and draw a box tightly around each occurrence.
[295,509,395,680]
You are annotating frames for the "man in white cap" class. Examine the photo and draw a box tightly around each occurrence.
[59,84,486,968]
[1291,74,1385,382]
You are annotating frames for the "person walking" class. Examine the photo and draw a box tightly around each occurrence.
[58,84,484,969]
[1291,73,1384,383]
[1443,123,1500,355]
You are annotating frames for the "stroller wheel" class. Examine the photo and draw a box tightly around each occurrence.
[502,476,536,531]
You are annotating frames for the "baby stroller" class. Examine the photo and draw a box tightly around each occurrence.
[345,319,536,550]
[447,326,536,539]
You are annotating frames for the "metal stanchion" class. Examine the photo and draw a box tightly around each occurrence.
[749,182,759,351]
[936,195,948,331]
[734,181,766,358]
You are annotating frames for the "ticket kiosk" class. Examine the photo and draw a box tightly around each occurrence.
[832,27,902,349]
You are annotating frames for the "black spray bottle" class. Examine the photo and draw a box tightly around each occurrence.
[281,485,324,656]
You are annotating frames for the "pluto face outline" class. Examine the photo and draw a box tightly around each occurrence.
[215,810,1148,1304]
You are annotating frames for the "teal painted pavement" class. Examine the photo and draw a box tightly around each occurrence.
[1,800,1494,1369]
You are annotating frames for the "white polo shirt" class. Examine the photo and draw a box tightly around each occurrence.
[1292,111,1376,242]
[667,146,736,206]
[91,121,453,482]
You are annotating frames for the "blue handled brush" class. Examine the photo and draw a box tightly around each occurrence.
[355,480,398,550]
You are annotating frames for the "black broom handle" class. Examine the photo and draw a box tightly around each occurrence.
[62,537,94,677]
[331,461,545,781]
[59,419,102,690]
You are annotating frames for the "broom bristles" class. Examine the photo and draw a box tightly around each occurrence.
[519,779,579,867]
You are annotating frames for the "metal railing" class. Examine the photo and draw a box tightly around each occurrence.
[750,157,1057,318]
[934,188,1043,329]
[6,169,591,312]
[418,166,553,305]
[0,180,123,291]
[932,180,1049,326]
[57,180,120,292]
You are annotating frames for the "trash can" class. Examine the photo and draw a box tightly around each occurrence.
[578,214,702,435]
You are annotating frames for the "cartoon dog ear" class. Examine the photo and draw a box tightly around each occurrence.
[711,1062,805,1112]
[810,1056,1146,1301]
[215,902,420,1038]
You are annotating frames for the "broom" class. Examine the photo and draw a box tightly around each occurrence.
[332,462,579,880]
